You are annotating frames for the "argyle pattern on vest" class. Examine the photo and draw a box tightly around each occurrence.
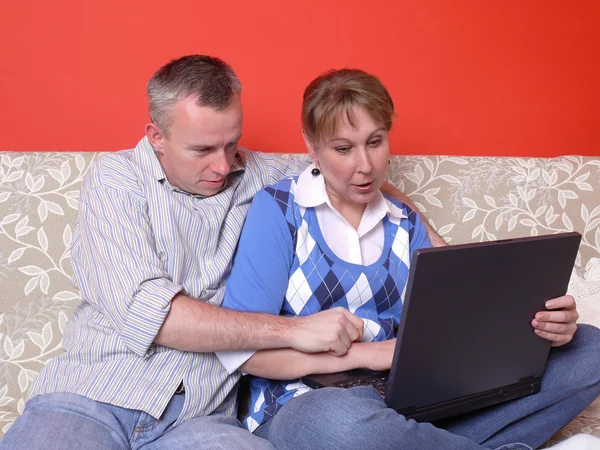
[243,177,420,432]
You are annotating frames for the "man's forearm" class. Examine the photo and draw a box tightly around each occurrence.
[154,294,292,352]
[154,294,364,355]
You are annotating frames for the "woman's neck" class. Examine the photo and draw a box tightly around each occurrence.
[326,187,367,230]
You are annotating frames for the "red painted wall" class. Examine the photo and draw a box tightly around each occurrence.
[1,1,599,156]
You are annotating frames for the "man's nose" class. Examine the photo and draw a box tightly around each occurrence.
[212,150,231,177]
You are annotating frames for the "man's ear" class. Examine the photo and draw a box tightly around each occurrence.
[302,132,319,163]
[146,122,166,153]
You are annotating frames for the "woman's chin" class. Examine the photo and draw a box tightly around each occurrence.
[348,189,379,205]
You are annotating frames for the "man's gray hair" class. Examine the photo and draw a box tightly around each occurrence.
[147,55,242,134]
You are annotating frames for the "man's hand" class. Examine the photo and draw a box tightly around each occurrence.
[288,308,365,356]
[532,295,579,347]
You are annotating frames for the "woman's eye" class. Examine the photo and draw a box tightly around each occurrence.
[368,139,382,147]
[335,146,352,154]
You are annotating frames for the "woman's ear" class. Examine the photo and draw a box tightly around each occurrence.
[302,132,318,163]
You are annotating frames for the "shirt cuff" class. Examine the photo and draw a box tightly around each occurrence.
[216,350,256,374]
[121,278,182,357]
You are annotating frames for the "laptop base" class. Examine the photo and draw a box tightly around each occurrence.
[303,369,390,397]
[399,376,541,423]
[303,370,541,423]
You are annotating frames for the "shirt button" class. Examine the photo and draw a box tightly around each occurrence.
[146,344,156,357]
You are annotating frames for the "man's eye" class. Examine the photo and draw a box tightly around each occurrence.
[368,139,382,147]
[226,142,239,152]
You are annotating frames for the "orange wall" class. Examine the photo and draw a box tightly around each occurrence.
[1,0,599,156]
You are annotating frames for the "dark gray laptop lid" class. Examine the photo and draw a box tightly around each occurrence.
[386,232,581,412]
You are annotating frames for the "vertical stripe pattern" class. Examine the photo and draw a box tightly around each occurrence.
[29,137,308,424]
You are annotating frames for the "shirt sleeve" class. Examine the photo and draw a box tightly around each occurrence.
[216,189,295,373]
[408,208,433,261]
[74,186,182,357]
[257,153,311,185]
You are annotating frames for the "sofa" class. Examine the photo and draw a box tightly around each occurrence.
[1,151,599,446]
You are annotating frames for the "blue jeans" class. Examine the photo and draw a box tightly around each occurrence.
[0,391,274,450]
[255,324,600,450]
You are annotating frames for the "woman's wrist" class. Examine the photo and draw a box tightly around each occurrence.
[339,342,371,371]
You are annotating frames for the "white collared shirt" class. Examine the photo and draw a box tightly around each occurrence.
[295,163,406,265]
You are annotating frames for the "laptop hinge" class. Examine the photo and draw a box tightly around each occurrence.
[519,376,541,393]
[518,376,536,385]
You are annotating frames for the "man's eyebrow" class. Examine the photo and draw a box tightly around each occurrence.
[187,144,213,150]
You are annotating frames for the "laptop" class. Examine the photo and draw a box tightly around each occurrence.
[302,232,581,423]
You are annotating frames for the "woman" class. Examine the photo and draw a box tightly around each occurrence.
[220,69,599,450]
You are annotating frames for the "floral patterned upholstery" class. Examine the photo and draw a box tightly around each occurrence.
[1,152,599,442]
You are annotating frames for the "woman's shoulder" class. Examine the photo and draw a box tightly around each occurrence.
[264,175,298,192]
[249,176,302,221]
[261,175,301,202]
[381,193,415,217]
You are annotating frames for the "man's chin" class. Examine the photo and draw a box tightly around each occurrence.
[194,181,225,196]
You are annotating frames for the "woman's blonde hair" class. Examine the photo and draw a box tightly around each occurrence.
[302,69,395,146]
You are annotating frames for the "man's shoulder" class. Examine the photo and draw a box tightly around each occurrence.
[82,148,143,199]
[236,148,286,171]
[237,149,310,181]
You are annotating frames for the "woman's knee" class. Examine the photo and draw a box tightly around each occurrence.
[277,387,385,420]
[270,387,399,446]
[574,324,600,381]
[548,324,600,388]
[573,323,600,345]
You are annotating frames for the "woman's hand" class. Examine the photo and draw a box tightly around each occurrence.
[532,295,579,347]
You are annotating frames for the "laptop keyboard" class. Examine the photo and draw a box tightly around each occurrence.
[334,375,389,397]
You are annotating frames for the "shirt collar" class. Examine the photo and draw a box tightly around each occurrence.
[134,136,167,181]
[294,163,329,208]
[294,163,407,220]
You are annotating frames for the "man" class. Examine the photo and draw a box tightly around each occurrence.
[1,55,585,450]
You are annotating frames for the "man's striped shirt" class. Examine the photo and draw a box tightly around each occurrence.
[29,137,307,425]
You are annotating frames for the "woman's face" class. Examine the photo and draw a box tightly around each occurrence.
[307,106,390,208]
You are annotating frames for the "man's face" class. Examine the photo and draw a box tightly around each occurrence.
[151,95,243,196]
